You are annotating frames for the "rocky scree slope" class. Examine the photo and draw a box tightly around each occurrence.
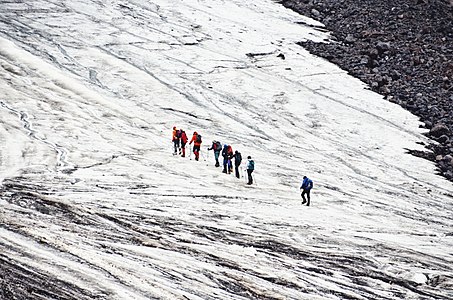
[280,0,453,181]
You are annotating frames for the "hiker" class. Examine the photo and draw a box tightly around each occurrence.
[300,176,314,206]
[222,144,233,173]
[227,145,234,173]
[221,144,229,173]
[180,130,188,157]
[189,131,202,161]
[208,140,222,167]
[233,150,242,178]
[246,156,254,185]
[172,126,180,155]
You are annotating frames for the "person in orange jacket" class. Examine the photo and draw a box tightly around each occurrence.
[172,126,181,155]
[180,130,188,157]
[189,131,202,161]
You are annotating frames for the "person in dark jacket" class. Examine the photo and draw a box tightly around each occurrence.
[233,150,242,178]
[208,140,222,167]
[227,145,234,173]
[221,144,229,173]
[300,176,313,206]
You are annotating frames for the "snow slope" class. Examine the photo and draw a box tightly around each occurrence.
[1,0,452,299]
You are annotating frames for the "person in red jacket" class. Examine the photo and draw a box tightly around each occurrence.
[180,130,188,157]
[189,131,202,161]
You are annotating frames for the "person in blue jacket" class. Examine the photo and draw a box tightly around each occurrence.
[221,144,233,173]
[208,140,222,167]
[246,156,255,185]
[300,176,313,206]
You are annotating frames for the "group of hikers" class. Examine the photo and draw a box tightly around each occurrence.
[172,126,255,185]
[171,126,313,204]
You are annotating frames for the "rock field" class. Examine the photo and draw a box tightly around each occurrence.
[281,0,453,180]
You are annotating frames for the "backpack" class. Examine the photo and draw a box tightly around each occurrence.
[181,132,188,143]
[248,160,255,170]
[227,145,233,155]
[236,152,242,165]
[196,134,202,143]
[215,141,221,150]
[176,130,182,138]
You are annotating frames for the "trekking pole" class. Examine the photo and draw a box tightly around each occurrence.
[189,145,192,160]
[244,169,247,184]
[205,148,210,166]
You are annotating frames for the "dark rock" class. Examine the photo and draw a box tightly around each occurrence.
[439,161,450,171]
[443,154,453,163]
[380,86,391,95]
[345,34,356,43]
[376,41,391,54]
[360,57,369,65]
[281,0,453,181]
[390,70,401,80]
[437,135,450,143]
[430,124,450,138]
[368,48,379,59]
[311,8,320,18]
